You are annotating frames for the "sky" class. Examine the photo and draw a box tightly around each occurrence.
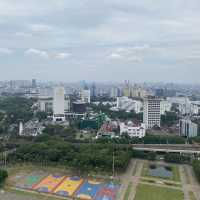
[0,0,200,83]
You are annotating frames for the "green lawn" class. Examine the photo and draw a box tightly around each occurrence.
[172,165,181,182]
[134,184,184,200]
[189,191,196,200]
[132,161,138,176]
[124,182,132,200]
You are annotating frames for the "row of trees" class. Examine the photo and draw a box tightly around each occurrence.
[164,153,191,164]
[8,141,132,173]
[0,97,35,124]
[132,150,156,160]
[0,97,36,135]
[96,135,186,144]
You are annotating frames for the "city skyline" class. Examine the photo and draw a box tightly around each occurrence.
[0,0,200,83]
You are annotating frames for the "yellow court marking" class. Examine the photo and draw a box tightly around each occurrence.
[54,177,84,196]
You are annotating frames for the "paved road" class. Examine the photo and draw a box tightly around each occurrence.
[185,165,200,200]
[117,159,137,200]
[179,165,190,200]
[130,161,143,200]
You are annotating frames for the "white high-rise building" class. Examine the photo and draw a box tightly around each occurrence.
[143,96,161,129]
[53,87,65,122]
[81,89,91,103]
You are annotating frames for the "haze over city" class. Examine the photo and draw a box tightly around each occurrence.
[1,1,200,200]
[0,0,200,83]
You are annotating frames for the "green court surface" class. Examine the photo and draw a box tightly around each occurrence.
[24,175,43,187]
[134,184,184,200]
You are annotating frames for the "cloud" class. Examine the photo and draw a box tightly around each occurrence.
[109,53,123,59]
[15,32,32,37]
[29,24,53,33]
[0,0,64,17]
[54,53,71,59]
[128,56,143,62]
[0,0,200,82]
[0,48,13,54]
[25,49,72,60]
[116,45,151,53]
[25,48,49,59]
[108,51,142,62]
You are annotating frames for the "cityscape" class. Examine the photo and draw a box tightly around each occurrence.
[0,1,200,200]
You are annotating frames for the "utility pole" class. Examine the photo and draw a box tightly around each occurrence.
[112,151,115,179]
[4,151,7,169]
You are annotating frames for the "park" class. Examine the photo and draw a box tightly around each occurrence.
[1,158,200,200]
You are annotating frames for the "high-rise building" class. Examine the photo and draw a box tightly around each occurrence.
[32,79,37,88]
[53,87,65,122]
[179,119,198,138]
[155,88,164,97]
[116,96,143,113]
[81,89,91,103]
[110,87,121,98]
[91,82,96,98]
[143,96,161,129]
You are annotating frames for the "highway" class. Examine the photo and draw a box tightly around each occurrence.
[132,144,200,154]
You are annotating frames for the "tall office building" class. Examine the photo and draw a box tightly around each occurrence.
[81,89,91,103]
[91,82,96,98]
[53,87,65,122]
[179,119,198,138]
[32,79,37,88]
[143,96,161,129]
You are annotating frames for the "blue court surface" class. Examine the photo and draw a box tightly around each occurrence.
[75,180,104,200]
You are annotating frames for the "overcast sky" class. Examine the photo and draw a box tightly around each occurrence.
[0,0,200,83]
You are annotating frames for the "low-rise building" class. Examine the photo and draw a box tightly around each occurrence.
[120,121,146,138]
[19,120,45,137]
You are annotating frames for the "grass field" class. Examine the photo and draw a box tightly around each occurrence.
[134,184,184,200]
[189,191,196,200]
[172,165,180,182]
[124,182,132,200]
[142,163,180,182]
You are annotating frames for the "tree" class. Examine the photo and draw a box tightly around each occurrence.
[35,111,48,121]
[147,152,156,160]
[8,141,132,173]
[161,111,179,126]
[0,169,8,187]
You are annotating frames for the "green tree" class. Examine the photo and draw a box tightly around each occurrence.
[0,169,8,187]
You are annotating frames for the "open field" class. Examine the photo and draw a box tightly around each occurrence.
[134,184,184,200]
[2,160,200,200]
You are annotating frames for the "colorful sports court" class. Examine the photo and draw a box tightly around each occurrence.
[33,175,65,193]
[75,180,103,199]
[14,172,120,200]
[54,176,84,197]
